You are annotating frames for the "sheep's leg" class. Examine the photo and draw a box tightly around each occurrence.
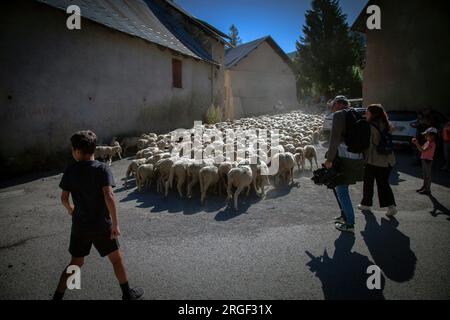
[226,180,233,202]
[234,187,244,211]
[187,179,196,199]
[137,174,142,192]
[314,156,319,169]
[177,178,184,198]
[200,181,209,205]
[246,185,251,197]
[164,178,170,198]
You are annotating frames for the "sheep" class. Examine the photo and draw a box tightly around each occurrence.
[110,142,122,161]
[168,159,190,198]
[136,164,154,192]
[303,145,319,170]
[199,166,220,205]
[137,139,150,151]
[186,159,214,198]
[218,162,236,195]
[227,165,253,211]
[121,137,140,155]
[294,153,305,171]
[250,161,271,197]
[154,158,175,197]
[125,158,147,186]
[312,131,320,145]
[272,152,295,186]
[94,146,111,163]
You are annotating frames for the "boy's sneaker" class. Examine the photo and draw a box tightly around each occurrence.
[416,188,425,193]
[334,215,346,224]
[122,287,145,300]
[335,223,355,234]
[418,190,431,196]
[357,204,372,212]
[386,206,398,217]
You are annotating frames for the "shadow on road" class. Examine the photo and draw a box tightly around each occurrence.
[361,214,417,282]
[306,233,385,300]
[215,193,264,221]
[120,186,228,215]
[429,195,450,220]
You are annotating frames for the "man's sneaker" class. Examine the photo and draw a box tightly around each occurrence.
[334,215,346,224]
[386,206,398,217]
[335,223,355,234]
[122,287,145,300]
[416,188,425,193]
[418,190,431,196]
[357,204,372,212]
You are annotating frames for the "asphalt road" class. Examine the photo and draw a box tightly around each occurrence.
[0,145,449,300]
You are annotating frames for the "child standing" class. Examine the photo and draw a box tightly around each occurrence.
[412,127,438,196]
[442,116,450,172]
[53,130,144,300]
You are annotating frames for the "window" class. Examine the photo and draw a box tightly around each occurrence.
[172,58,182,88]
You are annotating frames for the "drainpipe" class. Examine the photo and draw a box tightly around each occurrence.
[210,43,214,107]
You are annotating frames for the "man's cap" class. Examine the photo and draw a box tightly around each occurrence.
[422,127,438,135]
[330,95,349,107]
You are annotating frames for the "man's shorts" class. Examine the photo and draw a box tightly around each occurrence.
[69,231,120,258]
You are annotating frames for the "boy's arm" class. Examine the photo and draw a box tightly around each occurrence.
[61,191,74,215]
[103,186,120,239]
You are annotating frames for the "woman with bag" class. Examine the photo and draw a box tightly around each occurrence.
[358,104,398,217]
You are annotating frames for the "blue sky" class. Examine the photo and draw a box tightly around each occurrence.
[175,0,367,53]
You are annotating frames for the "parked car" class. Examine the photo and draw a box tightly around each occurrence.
[323,107,366,133]
[387,111,418,145]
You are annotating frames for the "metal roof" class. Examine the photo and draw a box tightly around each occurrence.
[224,36,269,69]
[36,0,215,63]
[224,36,295,71]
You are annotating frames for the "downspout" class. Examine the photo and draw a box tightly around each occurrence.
[210,44,214,106]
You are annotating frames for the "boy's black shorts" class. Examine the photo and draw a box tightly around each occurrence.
[69,231,120,258]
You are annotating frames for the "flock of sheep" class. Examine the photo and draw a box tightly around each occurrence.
[96,111,324,210]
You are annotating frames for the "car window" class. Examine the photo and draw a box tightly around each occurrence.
[388,112,417,122]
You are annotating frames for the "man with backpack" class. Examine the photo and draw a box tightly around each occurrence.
[324,96,368,234]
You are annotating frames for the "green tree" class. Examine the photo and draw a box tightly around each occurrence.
[228,24,242,46]
[294,0,365,102]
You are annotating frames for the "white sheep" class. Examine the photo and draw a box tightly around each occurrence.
[136,164,154,192]
[303,145,319,171]
[227,165,253,211]
[199,166,220,205]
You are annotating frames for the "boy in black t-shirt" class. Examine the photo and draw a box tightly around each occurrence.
[53,130,144,300]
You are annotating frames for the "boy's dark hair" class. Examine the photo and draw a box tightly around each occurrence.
[70,130,97,154]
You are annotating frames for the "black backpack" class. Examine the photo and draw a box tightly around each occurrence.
[344,109,371,153]
[370,123,394,155]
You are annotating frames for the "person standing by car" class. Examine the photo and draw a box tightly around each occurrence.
[358,104,397,217]
[441,115,450,172]
[325,96,366,234]
[412,128,438,195]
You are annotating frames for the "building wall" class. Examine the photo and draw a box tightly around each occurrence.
[0,0,214,172]
[225,41,298,118]
[154,0,225,110]
[362,0,450,113]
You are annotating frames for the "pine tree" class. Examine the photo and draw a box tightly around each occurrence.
[294,0,365,101]
[229,24,242,47]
